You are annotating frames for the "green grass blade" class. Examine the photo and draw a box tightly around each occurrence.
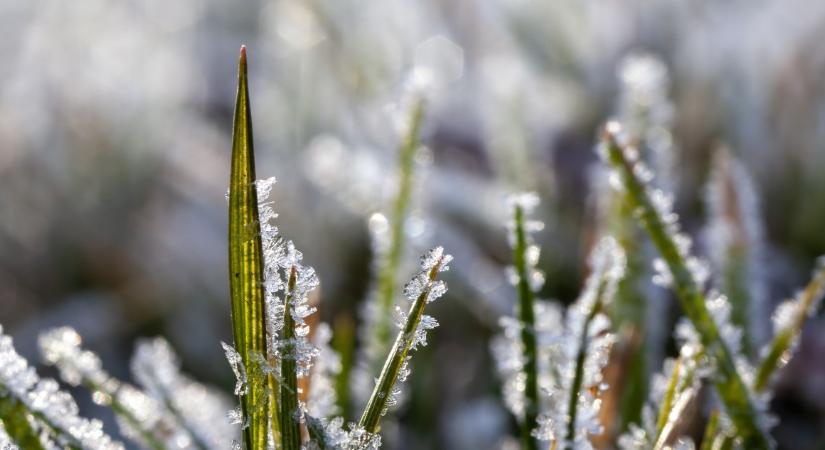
[564,281,609,449]
[228,45,268,450]
[372,96,426,362]
[279,267,302,450]
[0,395,45,450]
[600,123,771,449]
[700,411,721,450]
[358,248,450,433]
[511,201,540,450]
[754,261,825,391]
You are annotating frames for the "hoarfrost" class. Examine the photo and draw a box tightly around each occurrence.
[0,327,124,450]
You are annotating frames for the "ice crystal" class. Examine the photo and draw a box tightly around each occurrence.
[307,416,382,450]
[221,341,248,396]
[0,327,123,450]
[38,327,202,449]
[617,53,677,192]
[132,337,237,448]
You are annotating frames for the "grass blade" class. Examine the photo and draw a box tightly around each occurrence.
[754,260,825,391]
[358,247,451,433]
[510,197,540,450]
[278,267,301,450]
[228,46,268,449]
[370,96,425,366]
[599,123,772,449]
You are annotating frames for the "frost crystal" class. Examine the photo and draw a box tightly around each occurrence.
[221,341,248,396]
[306,416,382,450]
[38,327,195,449]
[617,53,678,193]
[0,327,124,450]
[252,175,321,382]
[133,337,237,448]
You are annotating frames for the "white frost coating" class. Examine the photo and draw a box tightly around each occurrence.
[704,148,768,350]
[0,327,124,450]
[306,323,342,419]
[305,416,382,450]
[38,327,191,448]
[132,337,238,449]
[505,192,546,291]
[764,257,825,374]
[381,247,452,417]
[531,237,625,448]
[254,176,321,382]
[617,53,678,193]
[617,320,704,450]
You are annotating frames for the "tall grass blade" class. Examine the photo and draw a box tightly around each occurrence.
[599,123,772,449]
[358,247,451,433]
[510,195,540,450]
[228,46,268,450]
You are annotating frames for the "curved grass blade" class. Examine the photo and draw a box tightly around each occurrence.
[358,247,451,433]
[754,260,825,391]
[600,123,771,449]
[511,198,540,450]
[228,46,268,450]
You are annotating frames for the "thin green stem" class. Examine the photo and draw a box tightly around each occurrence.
[563,281,608,450]
[279,267,302,450]
[602,126,771,449]
[512,204,539,450]
[358,257,446,433]
[228,45,268,450]
[373,97,426,361]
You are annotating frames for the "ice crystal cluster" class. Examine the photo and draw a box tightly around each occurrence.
[617,323,705,450]
[493,191,626,450]
[530,237,625,449]
[0,326,123,450]
[596,120,825,447]
[39,326,235,449]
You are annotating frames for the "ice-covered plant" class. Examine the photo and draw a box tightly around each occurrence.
[0,326,123,450]
[704,147,767,357]
[493,193,626,450]
[599,121,772,448]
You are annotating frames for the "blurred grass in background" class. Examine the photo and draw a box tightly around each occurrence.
[2,1,825,448]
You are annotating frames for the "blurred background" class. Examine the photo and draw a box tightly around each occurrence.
[2,0,825,449]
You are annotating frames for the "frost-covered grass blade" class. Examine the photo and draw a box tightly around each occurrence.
[358,247,452,433]
[509,194,541,450]
[228,46,268,449]
[599,123,772,449]
[754,259,825,391]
